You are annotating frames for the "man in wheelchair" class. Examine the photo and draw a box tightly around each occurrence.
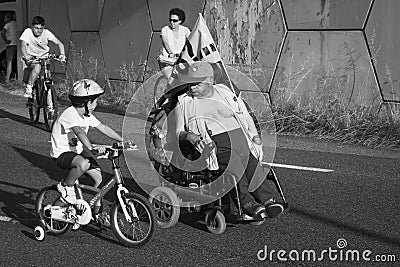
[149,61,285,220]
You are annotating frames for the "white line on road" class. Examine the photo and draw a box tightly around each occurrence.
[263,162,334,173]
[0,216,13,222]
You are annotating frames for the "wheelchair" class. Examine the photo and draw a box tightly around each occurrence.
[146,85,289,234]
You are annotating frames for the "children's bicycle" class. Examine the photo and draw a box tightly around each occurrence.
[25,54,64,131]
[34,142,155,247]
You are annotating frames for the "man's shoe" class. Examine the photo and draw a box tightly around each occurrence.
[57,182,77,204]
[264,198,284,218]
[243,201,267,219]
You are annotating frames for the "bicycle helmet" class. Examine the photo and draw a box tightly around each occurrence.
[69,79,104,116]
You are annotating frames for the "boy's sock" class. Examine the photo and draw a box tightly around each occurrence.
[24,84,33,97]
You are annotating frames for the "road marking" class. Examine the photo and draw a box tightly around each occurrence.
[263,162,334,173]
[0,216,13,222]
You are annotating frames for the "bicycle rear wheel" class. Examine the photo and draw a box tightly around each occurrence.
[35,185,71,235]
[43,83,58,132]
[110,192,155,247]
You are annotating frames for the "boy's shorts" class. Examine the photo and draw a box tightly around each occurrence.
[54,150,100,170]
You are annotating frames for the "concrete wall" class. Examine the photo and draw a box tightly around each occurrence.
[13,0,400,108]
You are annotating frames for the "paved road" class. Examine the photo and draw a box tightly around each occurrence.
[0,90,399,266]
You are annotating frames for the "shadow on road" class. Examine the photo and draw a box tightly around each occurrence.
[0,108,49,132]
[12,146,67,182]
[290,206,400,247]
[0,180,38,228]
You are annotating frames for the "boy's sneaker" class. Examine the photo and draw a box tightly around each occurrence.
[242,201,267,219]
[23,86,33,98]
[264,198,284,218]
[57,182,77,204]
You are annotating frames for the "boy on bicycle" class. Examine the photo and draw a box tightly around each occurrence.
[20,16,66,97]
[50,79,128,224]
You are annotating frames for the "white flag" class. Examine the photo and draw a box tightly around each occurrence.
[181,13,222,64]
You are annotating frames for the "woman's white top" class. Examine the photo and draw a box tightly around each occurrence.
[160,25,190,56]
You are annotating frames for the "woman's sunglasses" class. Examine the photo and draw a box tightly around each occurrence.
[169,19,180,23]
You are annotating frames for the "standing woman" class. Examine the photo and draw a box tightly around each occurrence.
[158,8,191,81]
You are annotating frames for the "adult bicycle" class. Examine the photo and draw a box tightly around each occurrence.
[34,142,155,247]
[25,54,64,131]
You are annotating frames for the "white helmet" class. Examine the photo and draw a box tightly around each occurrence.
[69,79,104,97]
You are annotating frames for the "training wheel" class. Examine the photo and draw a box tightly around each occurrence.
[34,225,46,241]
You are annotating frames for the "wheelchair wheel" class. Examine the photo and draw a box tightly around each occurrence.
[148,187,180,228]
[35,186,71,235]
[205,210,226,235]
[33,225,46,241]
[110,192,155,247]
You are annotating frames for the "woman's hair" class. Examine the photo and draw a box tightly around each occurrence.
[169,8,186,23]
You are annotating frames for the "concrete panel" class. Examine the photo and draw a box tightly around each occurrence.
[271,31,380,107]
[68,32,106,85]
[100,0,151,81]
[145,32,163,79]
[148,0,205,31]
[27,0,40,25]
[204,0,285,92]
[366,0,400,102]
[67,0,104,31]
[281,0,372,29]
[38,0,71,74]
[69,32,103,61]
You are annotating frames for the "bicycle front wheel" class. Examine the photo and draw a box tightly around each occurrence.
[43,83,58,132]
[111,192,155,247]
[27,85,40,123]
[35,185,71,235]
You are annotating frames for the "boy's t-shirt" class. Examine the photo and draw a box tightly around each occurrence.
[19,28,57,57]
[50,106,101,158]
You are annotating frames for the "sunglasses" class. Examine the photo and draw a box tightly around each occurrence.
[169,19,180,23]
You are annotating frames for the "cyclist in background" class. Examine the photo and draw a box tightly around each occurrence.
[20,16,66,98]
[50,79,128,224]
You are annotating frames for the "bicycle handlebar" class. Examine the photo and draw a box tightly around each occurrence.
[22,54,67,64]
[93,141,138,159]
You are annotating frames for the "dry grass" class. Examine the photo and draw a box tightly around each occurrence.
[6,41,394,149]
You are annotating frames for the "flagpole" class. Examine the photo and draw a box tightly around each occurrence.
[198,14,237,96]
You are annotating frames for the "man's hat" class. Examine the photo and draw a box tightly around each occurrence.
[175,61,214,83]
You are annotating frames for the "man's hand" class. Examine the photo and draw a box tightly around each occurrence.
[200,141,216,158]
[22,55,32,63]
[59,54,66,62]
[252,135,262,145]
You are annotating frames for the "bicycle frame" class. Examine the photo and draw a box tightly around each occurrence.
[26,54,62,131]
[74,150,137,224]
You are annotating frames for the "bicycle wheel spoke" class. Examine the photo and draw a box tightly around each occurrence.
[111,193,154,247]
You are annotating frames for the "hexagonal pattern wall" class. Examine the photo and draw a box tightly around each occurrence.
[366,0,400,102]
[18,0,399,108]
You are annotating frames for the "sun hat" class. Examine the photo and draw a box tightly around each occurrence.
[175,61,214,83]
